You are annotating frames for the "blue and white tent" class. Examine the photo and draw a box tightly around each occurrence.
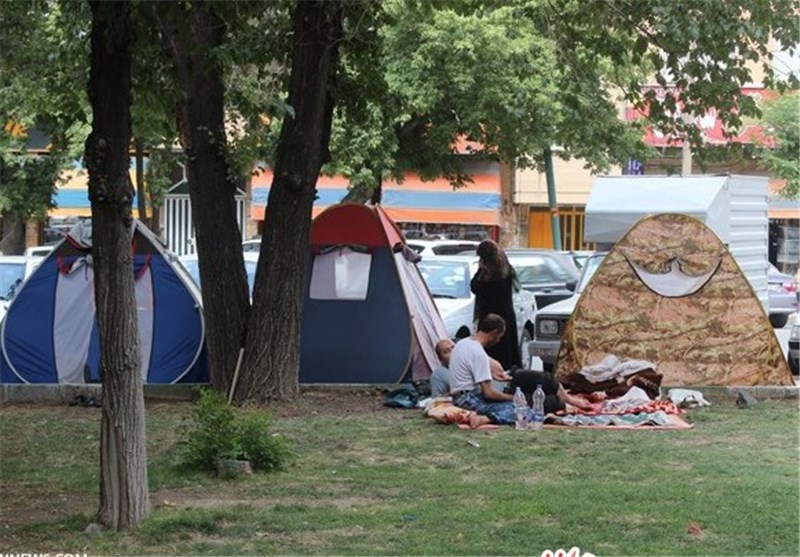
[1,219,208,384]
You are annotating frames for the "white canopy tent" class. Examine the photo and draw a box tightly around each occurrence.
[585,175,732,243]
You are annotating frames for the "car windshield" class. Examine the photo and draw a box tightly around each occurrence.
[417,260,471,299]
[572,253,590,269]
[0,262,25,301]
[576,254,605,293]
[512,254,575,285]
[182,260,258,296]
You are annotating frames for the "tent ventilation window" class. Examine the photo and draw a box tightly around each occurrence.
[310,246,372,300]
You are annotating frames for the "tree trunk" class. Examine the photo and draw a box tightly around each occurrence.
[0,213,25,254]
[153,3,250,393]
[85,0,149,530]
[236,1,344,403]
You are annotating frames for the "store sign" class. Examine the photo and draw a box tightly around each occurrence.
[625,86,777,147]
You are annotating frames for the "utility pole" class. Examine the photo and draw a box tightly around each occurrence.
[544,147,562,250]
[681,112,693,176]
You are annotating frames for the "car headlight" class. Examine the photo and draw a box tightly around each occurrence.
[790,324,800,342]
[538,319,559,336]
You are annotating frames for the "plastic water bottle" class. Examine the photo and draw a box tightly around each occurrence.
[531,384,545,431]
[513,387,529,431]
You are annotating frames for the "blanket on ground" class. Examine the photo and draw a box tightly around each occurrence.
[547,410,693,429]
[423,395,693,430]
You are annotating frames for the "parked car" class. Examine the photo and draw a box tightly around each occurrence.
[417,255,537,355]
[243,238,261,253]
[179,252,260,298]
[563,250,594,270]
[531,252,606,372]
[768,263,798,328]
[23,245,55,258]
[788,322,799,375]
[505,249,581,309]
[0,255,45,322]
[406,239,480,257]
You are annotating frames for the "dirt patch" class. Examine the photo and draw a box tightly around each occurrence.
[245,387,394,418]
[152,490,382,511]
[0,486,96,532]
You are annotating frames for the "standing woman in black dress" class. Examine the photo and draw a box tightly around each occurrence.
[471,240,521,370]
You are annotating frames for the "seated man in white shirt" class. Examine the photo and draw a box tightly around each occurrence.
[431,338,511,399]
[449,313,516,427]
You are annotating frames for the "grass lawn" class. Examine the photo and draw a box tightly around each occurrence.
[0,390,798,556]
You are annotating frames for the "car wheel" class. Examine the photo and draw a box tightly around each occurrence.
[790,357,798,376]
[769,314,788,328]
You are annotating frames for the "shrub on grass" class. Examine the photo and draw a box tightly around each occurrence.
[238,412,293,472]
[178,388,292,473]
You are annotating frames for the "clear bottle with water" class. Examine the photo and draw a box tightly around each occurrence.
[513,387,529,431]
[531,384,545,431]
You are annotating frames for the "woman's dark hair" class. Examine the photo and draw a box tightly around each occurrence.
[476,240,511,281]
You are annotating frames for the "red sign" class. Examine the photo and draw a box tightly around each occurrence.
[626,86,777,147]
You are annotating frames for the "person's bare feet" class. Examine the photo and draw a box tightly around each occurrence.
[564,393,593,411]
[468,413,492,429]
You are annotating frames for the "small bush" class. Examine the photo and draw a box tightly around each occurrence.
[238,412,293,472]
[178,388,292,473]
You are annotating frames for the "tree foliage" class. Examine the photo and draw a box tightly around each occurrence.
[758,92,799,199]
[0,0,90,248]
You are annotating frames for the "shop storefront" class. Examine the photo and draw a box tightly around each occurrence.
[250,160,503,241]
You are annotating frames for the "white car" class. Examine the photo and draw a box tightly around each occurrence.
[406,239,479,258]
[179,252,260,299]
[23,245,55,258]
[417,254,536,351]
[1,255,45,322]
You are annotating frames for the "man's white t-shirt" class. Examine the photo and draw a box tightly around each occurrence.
[448,338,491,393]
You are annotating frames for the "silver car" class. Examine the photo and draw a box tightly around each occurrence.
[768,263,798,328]
[505,249,581,309]
[532,252,606,371]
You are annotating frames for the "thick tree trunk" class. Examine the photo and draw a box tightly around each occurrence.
[236,1,344,403]
[85,0,149,531]
[153,3,250,393]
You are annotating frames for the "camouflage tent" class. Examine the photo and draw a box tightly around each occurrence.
[555,213,793,386]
